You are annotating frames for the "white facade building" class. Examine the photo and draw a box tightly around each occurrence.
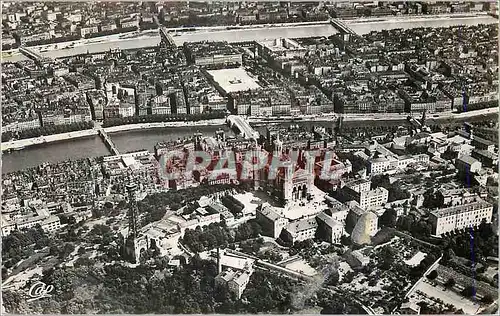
[345,178,371,193]
[282,218,318,243]
[256,204,289,239]
[1,209,61,236]
[227,271,252,299]
[430,200,493,236]
[368,157,391,174]
[316,211,344,244]
[358,187,389,210]
[455,155,482,175]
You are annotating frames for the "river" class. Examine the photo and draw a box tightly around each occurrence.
[346,15,497,34]
[2,125,231,174]
[2,15,497,173]
[3,110,497,174]
[1,136,109,174]
[5,110,497,174]
[0,118,416,174]
[110,124,233,153]
[2,24,337,63]
[3,15,496,63]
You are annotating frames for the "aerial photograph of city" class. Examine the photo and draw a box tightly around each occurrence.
[0,0,498,314]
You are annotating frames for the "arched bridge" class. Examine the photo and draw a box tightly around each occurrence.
[226,115,259,140]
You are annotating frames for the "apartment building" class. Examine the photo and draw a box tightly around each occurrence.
[184,41,242,67]
[472,136,496,153]
[455,155,482,176]
[341,186,388,210]
[316,211,344,244]
[1,209,61,236]
[368,157,391,174]
[256,203,289,238]
[215,269,252,299]
[281,218,318,243]
[358,187,388,210]
[227,271,252,299]
[344,178,371,193]
[430,200,493,236]
[215,250,255,299]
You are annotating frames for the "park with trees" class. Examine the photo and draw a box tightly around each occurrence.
[2,226,49,271]
[180,220,264,254]
[2,253,361,314]
[137,183,236,226]
[2,121,94,142]
[102,111,226,128]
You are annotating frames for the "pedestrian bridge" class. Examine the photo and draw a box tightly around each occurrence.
[226,115,259,140]
[159,27,176,47]
[97,126,120,156]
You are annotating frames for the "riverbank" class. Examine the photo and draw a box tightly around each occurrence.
[3,29,141,56]
[344,12,489,24]
[167,19,330,31]
[103,119,227,133]
[1,119,227,152]
[4,13,495,63]
[2,107,497,152]
[1,129,98,152]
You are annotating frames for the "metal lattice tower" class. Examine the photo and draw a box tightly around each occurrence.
[126,182,139,240]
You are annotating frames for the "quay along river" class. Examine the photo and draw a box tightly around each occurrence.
[4,110,497,174]
[2,15,496,63]
[2,125,230,174]
[1,119,393,174]
[345,14,496,35]
[2,15,497,173]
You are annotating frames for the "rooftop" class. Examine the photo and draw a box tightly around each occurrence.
[285,217,318,235]
[430,200,492,218]
[316,211,342,228]
[258,203,283,222]
[456,155,480,166]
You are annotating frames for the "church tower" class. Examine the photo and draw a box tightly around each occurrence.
[305,152,316,189]
[281,162,294,201]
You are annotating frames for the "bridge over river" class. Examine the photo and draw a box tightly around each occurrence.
[226,115,259,140]
[96,125,120,156]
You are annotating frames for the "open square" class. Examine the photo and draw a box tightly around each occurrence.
[207,67,262,93]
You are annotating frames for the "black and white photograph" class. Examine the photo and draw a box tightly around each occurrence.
[1,0,498,314]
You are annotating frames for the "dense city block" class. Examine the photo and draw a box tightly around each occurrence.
[1,1,499,315]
